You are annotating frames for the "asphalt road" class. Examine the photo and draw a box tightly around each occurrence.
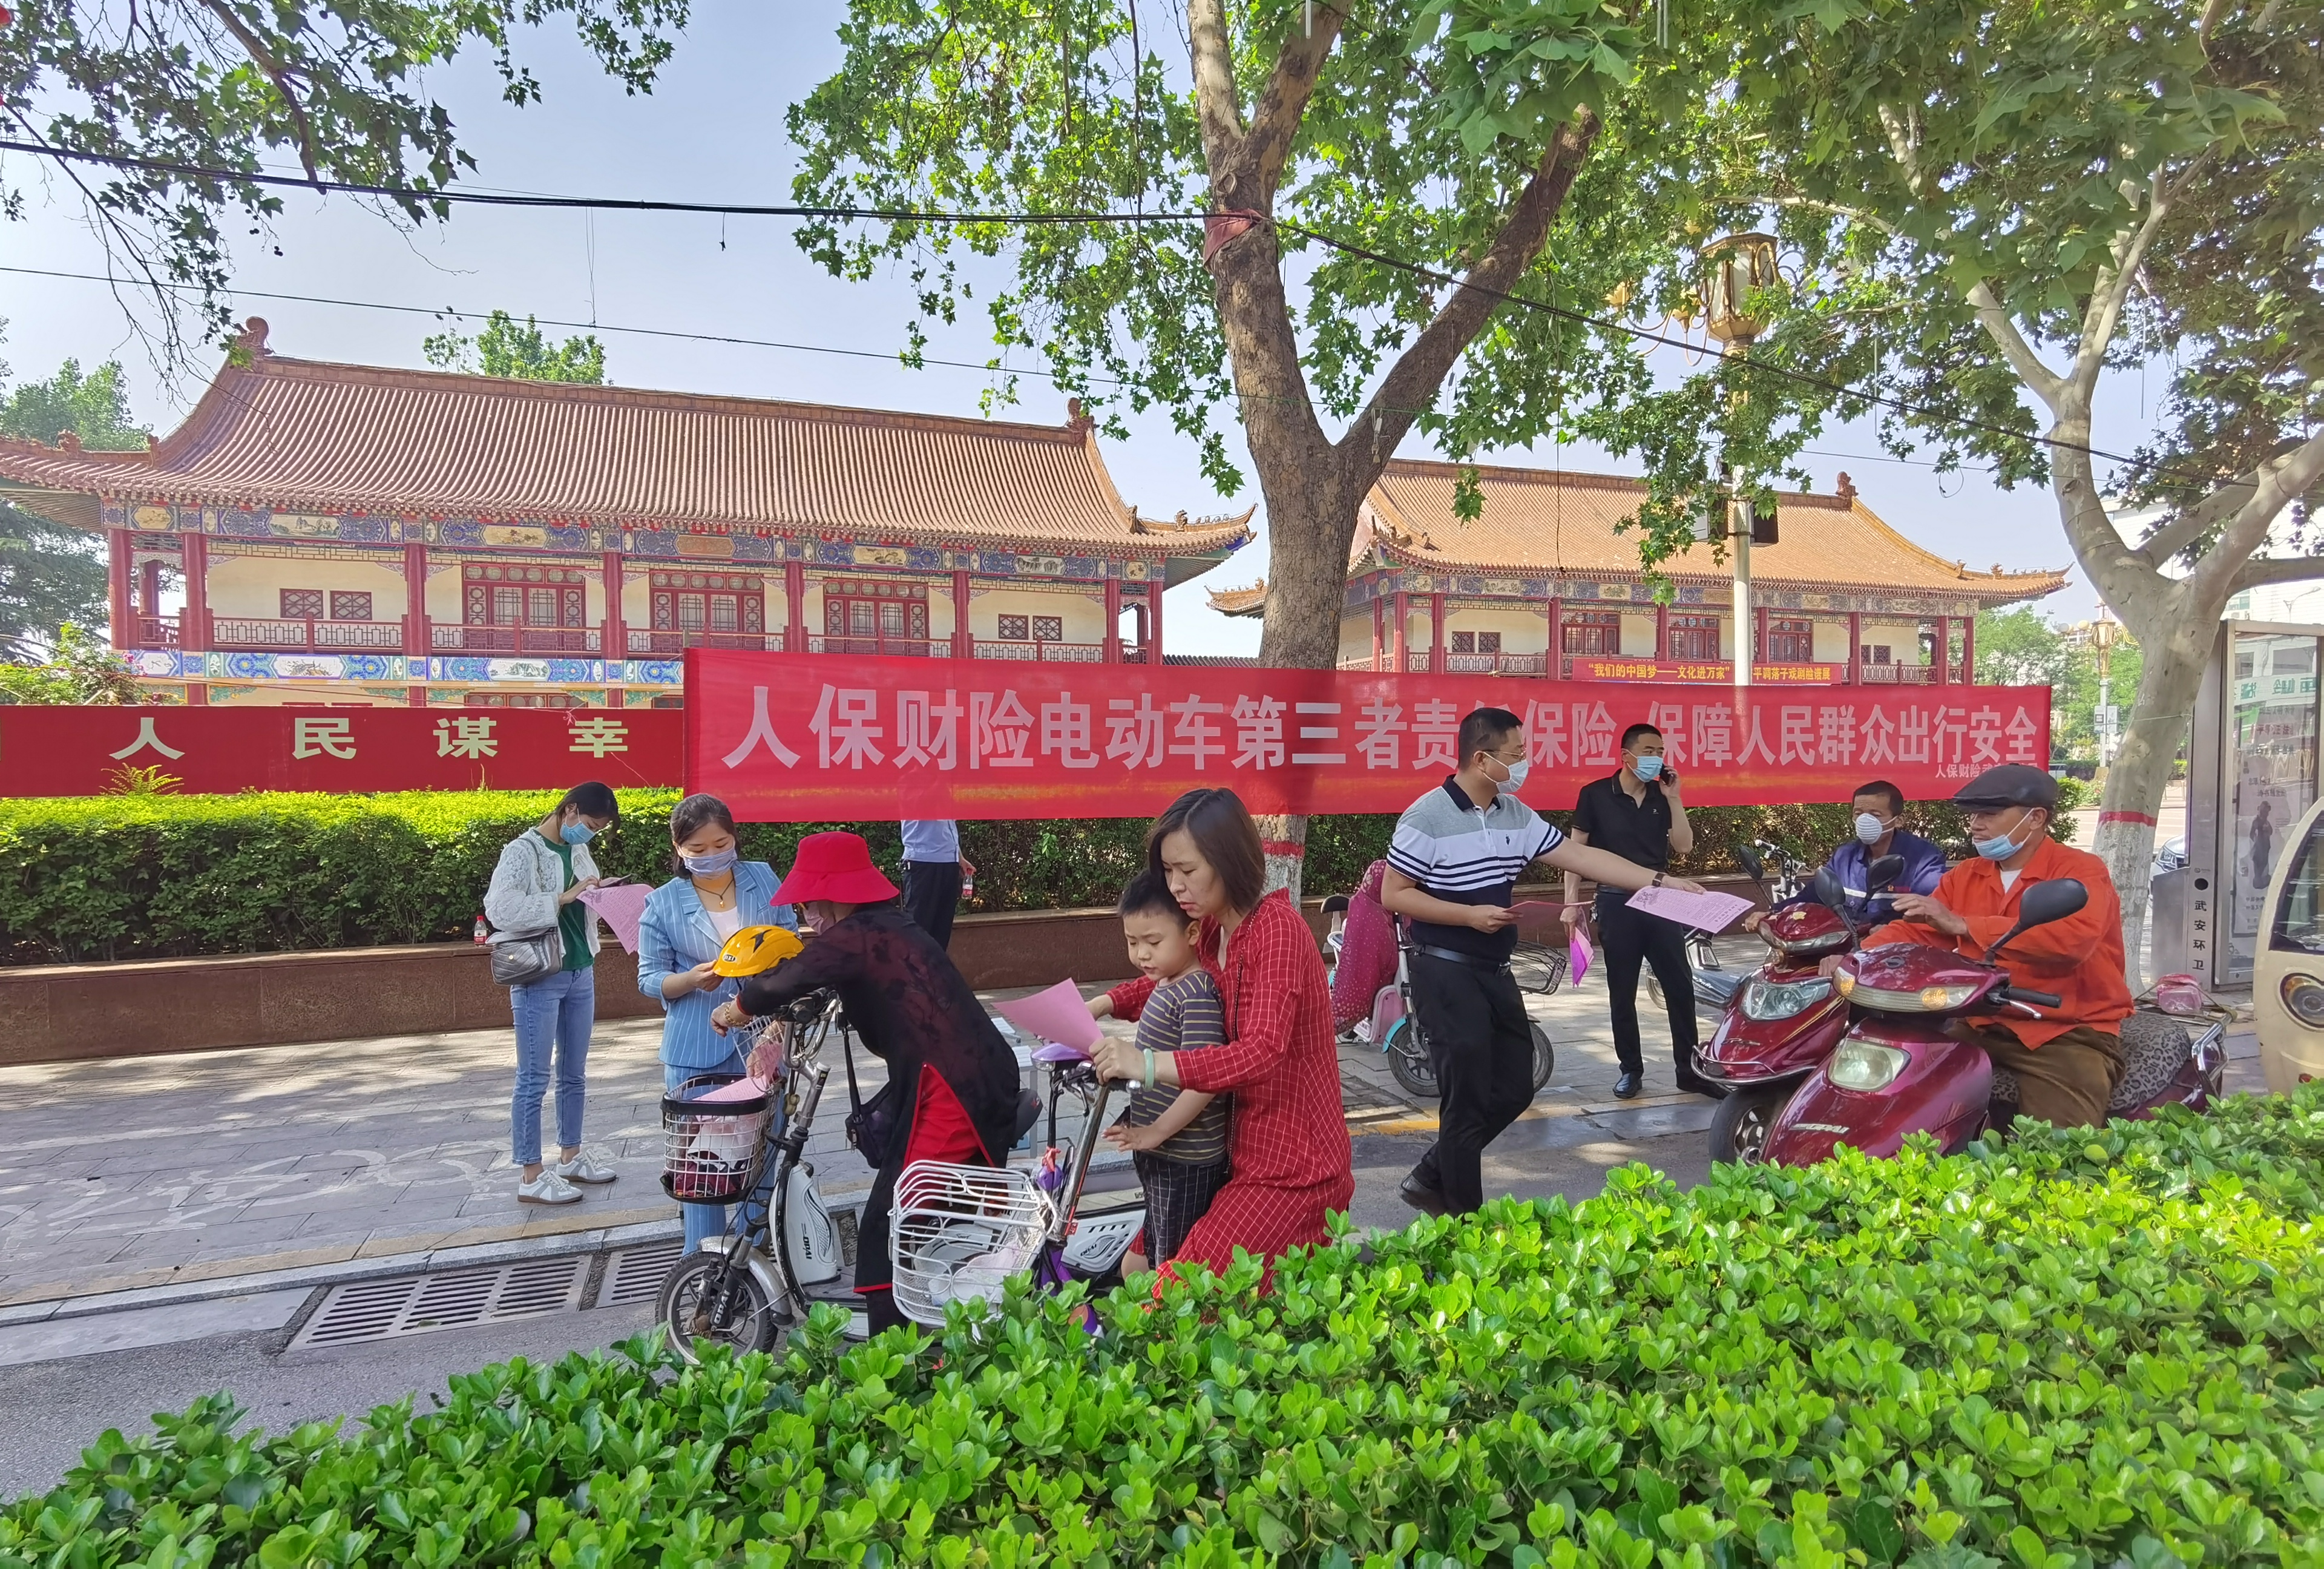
[0,1107,1715,1502]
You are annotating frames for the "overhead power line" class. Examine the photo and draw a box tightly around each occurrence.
[0,136,2172,476]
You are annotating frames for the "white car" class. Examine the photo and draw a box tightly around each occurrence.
[2255,797,2324,1093]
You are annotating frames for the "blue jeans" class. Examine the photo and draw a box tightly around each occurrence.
[665,1053,747,1252]
[511,967,596,1167]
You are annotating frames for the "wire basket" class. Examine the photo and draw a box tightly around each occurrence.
[660,1073,774,1205]
[1509,938,1569,996]
[890,1160,1055,1326]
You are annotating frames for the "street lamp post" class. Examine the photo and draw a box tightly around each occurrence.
[1702,232,1777,691]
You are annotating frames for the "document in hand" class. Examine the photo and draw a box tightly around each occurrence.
[990,979,1103,1054]
[1623,884,1754,934]
[579,881,652,953]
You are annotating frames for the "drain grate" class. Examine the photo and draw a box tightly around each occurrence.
[292,1255,588,1349]
[599,1240,683,1307]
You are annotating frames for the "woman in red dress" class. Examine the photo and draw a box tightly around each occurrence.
[1091,789,1354,1282]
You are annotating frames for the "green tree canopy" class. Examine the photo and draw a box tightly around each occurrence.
[0,355,149,656]
[424,312,608,384]
[1,0,688,354]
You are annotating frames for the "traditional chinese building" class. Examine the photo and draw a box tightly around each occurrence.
[1210,459,2065,683]
[0,320,1252,707]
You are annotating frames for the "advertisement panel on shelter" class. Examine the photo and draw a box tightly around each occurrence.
[684,651,2053,821]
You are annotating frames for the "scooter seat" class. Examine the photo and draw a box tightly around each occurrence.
[1988,1011,2191,1114]
[1010,1088,1043,1146]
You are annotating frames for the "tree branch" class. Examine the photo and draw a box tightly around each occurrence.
[1344,113,1600,476]
[1239,3,1345,205]
[2190,427,2324,603]
[199,0,320,180]
[1184,0,1248,182]
[1753,193,1899,237]
[2230,554,2324,594]
[2073,165,2184,390]
[2138,479,2255,567]
[1966,280,2067,411]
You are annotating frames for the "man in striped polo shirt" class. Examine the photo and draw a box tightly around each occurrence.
[1382,706,1703,1216]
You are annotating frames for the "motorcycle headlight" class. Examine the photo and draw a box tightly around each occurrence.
[1741,976,1834,1021]
[1828,1039,1909,1090]
[2282,973,2324,1030]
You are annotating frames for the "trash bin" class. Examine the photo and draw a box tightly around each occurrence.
[2150,865,2190,980]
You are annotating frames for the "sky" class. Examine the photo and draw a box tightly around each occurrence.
[0,3,2160,650]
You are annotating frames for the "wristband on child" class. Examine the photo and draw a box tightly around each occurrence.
[1143,1047,1155,1087]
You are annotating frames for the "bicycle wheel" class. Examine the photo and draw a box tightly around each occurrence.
[1384,1015,1439,1099]
[1529,1022,1555,1093]
[657,1248,782,1364]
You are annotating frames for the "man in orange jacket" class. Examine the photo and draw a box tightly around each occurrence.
[1849,763,2133,1128]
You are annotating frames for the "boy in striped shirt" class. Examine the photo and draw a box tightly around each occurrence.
[1100,871,1230,1276]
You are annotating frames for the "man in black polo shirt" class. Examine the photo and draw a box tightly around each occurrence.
[1563,720,1713,1100]
[1384,707,1701,1215]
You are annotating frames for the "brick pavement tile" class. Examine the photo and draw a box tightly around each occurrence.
[102,1231,207,1268]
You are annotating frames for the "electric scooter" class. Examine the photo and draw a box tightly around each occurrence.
[1761,871,2226,1166]
[1695,848,1904,1163]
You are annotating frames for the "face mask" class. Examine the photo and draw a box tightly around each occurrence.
[1632,755,1664,781]
[561,821,597,846]
[684,847,738,876]
[1973,814,2030,861]
[1855,813,1887,845]
[1490,756,1531,794]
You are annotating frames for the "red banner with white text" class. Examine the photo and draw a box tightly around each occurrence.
[0,705,682,797]
[685,651,2051,820]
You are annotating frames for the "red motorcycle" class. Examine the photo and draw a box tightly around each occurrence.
[1697,846,1904,1163]
[1762,871,2226,1166]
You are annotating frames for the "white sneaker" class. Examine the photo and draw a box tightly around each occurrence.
[518,1171,584,1205]
[553,1154,617,1186]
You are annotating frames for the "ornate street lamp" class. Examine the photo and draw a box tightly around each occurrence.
[1702,231,1778,689]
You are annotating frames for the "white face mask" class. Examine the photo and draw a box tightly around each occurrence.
[1497,757,1531,794]
[1854,813,1887,845]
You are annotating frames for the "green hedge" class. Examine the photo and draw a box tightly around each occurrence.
[8,1088,2321,1566]
[0,789,2015,965]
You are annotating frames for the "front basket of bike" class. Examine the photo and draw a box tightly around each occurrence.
[890,1160,1055,1327]
[660,1073,773,1205]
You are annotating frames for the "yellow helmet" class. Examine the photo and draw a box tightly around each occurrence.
[711,925,805,978]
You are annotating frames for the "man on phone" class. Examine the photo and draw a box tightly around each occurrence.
[1563,722,1714,1100]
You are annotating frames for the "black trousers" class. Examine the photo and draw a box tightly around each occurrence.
[900,860,962,950]
[1595,890,1699,1077]
[1407,953,1536,1214]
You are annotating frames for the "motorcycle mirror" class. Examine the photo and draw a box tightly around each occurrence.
[1865,853,1905,892]
[1983,878,2089,961]
[1736,843,1764,882]
[1813,864,1860,943]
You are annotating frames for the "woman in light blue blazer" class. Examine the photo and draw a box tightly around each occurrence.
[637,792,797,1252]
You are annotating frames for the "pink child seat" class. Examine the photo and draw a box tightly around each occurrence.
[1331,859,1399,1031]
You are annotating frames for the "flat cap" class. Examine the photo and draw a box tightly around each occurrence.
[1951,763,2059,811]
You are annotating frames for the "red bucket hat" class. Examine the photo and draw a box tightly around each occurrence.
[773,831,900,906]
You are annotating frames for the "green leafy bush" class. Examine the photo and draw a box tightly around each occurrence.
[0,791,1985,964]
[10,1091,2324,1567]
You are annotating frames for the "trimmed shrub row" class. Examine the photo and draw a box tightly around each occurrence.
[7,1088,2322,1566]
[0,791,1994,965]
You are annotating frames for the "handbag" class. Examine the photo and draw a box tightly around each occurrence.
[490,927,565,987]
[487,836,568,986]
[839,1022,900,1168]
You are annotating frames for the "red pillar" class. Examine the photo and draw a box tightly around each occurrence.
[1961,611,1977,683]
[787,560,809,654]
[952,568,972,659]
[1846,610,1862,685]
[404,541,430,707]
[1150,574,1166,666]
[1391,591,1410,671]
[1655,601,1670,663]
[137,558,162,619]
[1546,596,1562,680]
[1753,606,1768,676]
[107,529,134,651]
[1429,591,1445,674]
[1933,616,1951,684]
[602,549,625,707]
[1103,576,1122,663]
[181,531,210,705]
[1371,596,1385,672]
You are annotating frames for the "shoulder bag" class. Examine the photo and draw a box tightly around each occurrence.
[839,1022,900,1169]
[488,837,566,986]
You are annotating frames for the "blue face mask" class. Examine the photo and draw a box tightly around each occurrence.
[562,821,598,846]
[1632,754,1664,781]
[1973,815,2029,861]
[684,847,738,876]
